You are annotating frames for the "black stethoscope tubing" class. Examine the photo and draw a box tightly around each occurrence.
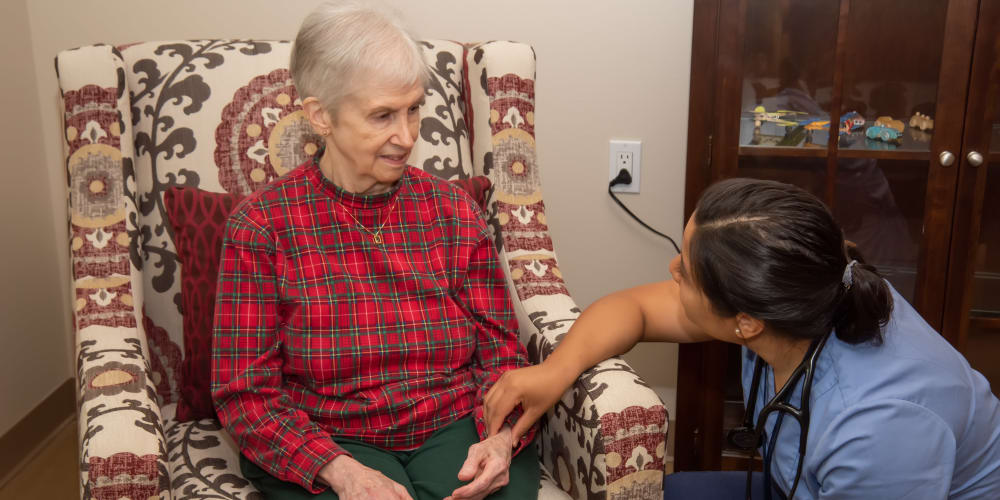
[727,331,832,500]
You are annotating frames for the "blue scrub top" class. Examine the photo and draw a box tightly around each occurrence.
[742,284,1000,499]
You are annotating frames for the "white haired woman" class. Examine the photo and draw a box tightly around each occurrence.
[211,3,540,499]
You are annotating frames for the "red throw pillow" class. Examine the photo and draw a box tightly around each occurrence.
[165,187,245,421]
[164,176,491,422]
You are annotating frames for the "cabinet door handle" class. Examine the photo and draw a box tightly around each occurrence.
[967,151,984,167]
[939,151,955,167]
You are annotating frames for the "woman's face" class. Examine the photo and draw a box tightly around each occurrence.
[324,76,425,189]
[669,215,741,343]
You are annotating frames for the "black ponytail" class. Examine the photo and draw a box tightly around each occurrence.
[692,178,893,345]
[831,246,893,344]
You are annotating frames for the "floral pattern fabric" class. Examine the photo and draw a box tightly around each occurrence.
[57,39,667,500]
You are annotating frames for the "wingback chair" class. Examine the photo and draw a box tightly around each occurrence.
[56,39,667,500]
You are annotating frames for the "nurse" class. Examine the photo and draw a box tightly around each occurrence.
[484,178,1000,499]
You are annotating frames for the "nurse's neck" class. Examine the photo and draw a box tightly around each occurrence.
[747,333,813,393]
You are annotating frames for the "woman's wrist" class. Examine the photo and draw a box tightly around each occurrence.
[319,454,356,492]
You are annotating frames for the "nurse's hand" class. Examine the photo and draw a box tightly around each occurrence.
[446,426,514,500]
[320,455,413,500]
[484,362,576,443]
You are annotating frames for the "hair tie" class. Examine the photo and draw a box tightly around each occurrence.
[842,259,858,290]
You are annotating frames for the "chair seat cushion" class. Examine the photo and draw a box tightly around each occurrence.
[162,404,569,499]
[164,177,493,422]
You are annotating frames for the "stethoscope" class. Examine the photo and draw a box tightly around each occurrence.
[726,331,831,500]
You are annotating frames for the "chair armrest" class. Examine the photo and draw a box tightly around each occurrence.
[517,296,668,500]
[58,45,170,500]
[78,326,171,500]
[464,40,667,499]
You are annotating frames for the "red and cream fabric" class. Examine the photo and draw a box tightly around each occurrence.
[57,40,667,500]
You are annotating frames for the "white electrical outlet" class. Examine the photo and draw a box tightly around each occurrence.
[609,140,641,193]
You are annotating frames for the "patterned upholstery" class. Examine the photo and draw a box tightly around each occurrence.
[57,39,667,500]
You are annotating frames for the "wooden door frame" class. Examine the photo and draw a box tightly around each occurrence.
[912,0,980,331]
[676,0,722,472]
[943,0,999,348]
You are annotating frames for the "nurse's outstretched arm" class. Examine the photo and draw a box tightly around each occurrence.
[483,280,709,442]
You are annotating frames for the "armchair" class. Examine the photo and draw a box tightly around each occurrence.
[56,39,667,500]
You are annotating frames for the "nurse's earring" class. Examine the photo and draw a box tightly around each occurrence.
[735,327,744,339]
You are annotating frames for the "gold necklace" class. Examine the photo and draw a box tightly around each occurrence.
[339,201,397,245]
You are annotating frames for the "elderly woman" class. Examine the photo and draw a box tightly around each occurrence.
[211,3,539,500]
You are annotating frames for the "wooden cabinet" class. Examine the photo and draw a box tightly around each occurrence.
[678,0,1000,471]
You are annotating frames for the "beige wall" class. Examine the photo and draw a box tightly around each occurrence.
[0,0,73,437]
[20,0,691,432]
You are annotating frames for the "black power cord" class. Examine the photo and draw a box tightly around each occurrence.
[608,169,681,254]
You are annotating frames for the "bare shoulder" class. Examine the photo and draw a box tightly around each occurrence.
[624,280,710,343]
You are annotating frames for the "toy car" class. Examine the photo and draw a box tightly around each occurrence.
[866,125,902,142]
[909,112,934,131]
[840,111,865,134]
[874,116,905,133]
[798,111,864,136]
[864,138,897,151]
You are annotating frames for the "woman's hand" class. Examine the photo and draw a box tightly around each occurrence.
[319,455,413,500]
[484,363,575,444]
[445,427,515,500]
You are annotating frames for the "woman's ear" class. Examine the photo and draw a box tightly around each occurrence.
[735,313,765,341]
[302,96,333,136]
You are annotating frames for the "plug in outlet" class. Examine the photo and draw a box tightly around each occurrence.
[609,140,641,193]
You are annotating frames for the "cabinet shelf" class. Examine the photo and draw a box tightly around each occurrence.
[837,149,929,161]
[738,146,826,158]
[738,146,930,161]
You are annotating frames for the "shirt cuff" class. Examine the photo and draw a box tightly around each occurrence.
[473,403,537,456]
[289,435,349,494]
[505,405,537,456]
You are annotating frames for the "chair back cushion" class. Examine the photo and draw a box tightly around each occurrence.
[120,39,472,406]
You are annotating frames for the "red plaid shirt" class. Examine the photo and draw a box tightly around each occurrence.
[211,161,535,493]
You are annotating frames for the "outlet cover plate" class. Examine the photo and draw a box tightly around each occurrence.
[609,140,641,193]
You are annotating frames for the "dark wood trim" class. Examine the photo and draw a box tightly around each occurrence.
[720,453,763,472]
[911,0,980,330]
[969,317,1000,331]
[991,152,1000,163]
[678,0,724,471]
[675,341,729,471]
[737,146,826,158]
[0,378,75,485]
[942,0,1000,349]
[825,0,851,209]
[712,0,747,180]
[683,0,723,221]
[836,149,930,161]
[674,343,704,471]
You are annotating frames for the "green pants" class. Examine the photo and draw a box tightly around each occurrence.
[240,416,540,500]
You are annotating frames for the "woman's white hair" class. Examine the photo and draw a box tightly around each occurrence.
[290,0,429,113]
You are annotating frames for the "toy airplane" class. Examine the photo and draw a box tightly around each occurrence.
[751,106,806,127]
[797,111,865,135]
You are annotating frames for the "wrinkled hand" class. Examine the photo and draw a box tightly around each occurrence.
[445,427,514,500]
[484,363,572,443]
[319,455,413,500]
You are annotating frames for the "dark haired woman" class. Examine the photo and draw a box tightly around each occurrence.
[483,178,1000,499]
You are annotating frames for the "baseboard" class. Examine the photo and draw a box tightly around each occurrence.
[0,378,75,487]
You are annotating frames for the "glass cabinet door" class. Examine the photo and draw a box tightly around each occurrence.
[944,0,1000,395]
[718,0,976,321]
